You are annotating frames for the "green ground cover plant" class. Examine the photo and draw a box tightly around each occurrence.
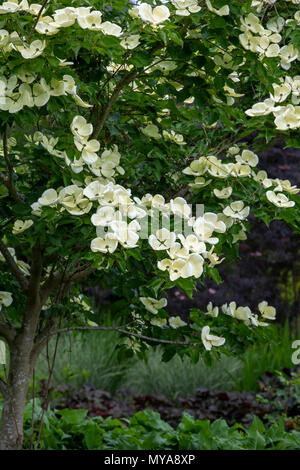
[14,404,300,450]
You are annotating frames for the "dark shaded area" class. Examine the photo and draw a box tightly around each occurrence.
[41,366,300,429]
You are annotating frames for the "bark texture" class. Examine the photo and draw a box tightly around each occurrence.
[0,340,33,450]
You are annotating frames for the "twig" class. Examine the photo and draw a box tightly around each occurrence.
[92,69,138,139]
[0,239,28,292]
[2,125,23,203]
[44,325,198,347]
[27,0,49,41]
[0,376,7,397]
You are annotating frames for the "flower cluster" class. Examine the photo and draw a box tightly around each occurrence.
[138,296,187,330]
[0,73,89,113]
[35,185,92,216]
[0,2,122,37]
[251,0,300,13]
[239,12,299,68]
[69,116,124,177]
[171,0,201,17]
[205,300,276,327]
[246,76,300,130]
[184,147,298,211]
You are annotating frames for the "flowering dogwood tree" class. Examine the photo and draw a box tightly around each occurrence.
[0,0,299,449]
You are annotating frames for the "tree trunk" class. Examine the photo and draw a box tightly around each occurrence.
[0,340,33,450]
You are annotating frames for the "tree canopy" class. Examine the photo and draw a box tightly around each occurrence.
[0,2,300,448]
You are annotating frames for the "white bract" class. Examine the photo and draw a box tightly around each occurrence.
[266,190,295,208]
[12,219,33,234]
[149,229,176,250]
[138,3,170,25]
[223,201,250,220]
[91,233,119,253]
[18,40,46,59]
[205,302,219,317]
[169,316,187,328]
[38,188,60,207]
[172,0,201,16]
[213,187,232,199]
[206,0,229,16]
[258,301,276,320]
[0,290,13,310]
[201,326,225,351]
[140,297,167,314]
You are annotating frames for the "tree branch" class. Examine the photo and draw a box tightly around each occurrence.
[92,69,138,139]
[24,239,42,320]
[0,377,7,397]
[31,318,59,365]
[0,321,16,346]
[38,325,198,347]
[27,0,49,41]
[0,239,29,292]
[2,125,23,203]
[40,263,95,306]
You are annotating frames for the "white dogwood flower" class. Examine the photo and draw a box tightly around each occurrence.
[245,98,277,117]
[18,40,46,59]
[279,44,298,70]
[110,220,141,248]
[158,253,204,281]
[0,291,13,310]
[33,79,51,106]
[205,301,219,317]
[169,316,187,328]
[138,3,170,25]
[59,185,92,215]
[71,115,93,139]
[201,326,225,351]
[52,7,77,27]
[100,22,122,37]
[213,186,232,199]
[223,201,250,220]
[235,150,259,167]
[149,228,176,250]
[120,35,140,50]
[183,157,207,176]
[150,317,167,328]
[91,206,120,227]
[258,301,276,320]
[35,17,59,35]
[172,0,201,16]
[91,233,119,253]
[178,234,206,254]
[38,188,60,206]
[141,124,161,140]
[266,190,295,208]
[140,296,167,314]
[12,219,33,234]
[206,0,229,16]
[77,10,102,29]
